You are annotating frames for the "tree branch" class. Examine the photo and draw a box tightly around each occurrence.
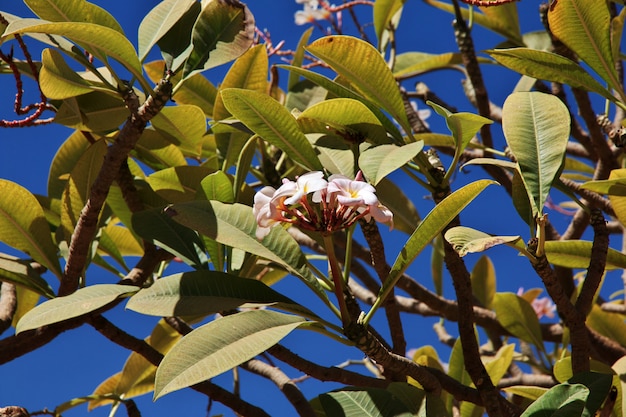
[60,78,172,296]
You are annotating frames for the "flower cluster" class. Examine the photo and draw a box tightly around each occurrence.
[253,171,393,239]
[294,0,331,26]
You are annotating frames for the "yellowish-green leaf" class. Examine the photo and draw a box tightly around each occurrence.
[548,0,623,99]
[151,105,206,157]
[544,240,626,270]
[2,20,144,85]
[493,292,543,350]
[306,36,409,130]
[581,178,626,196]
[0,253,54,299]
[145,166,214,203]
[135,129,188,171]
[502,91,570,217]
[16,284,139,333]
[39,48,93,99]
[359,142,424,186]
[154,310,305,399]
[0,180,62,279]
[444,226,521,257]
[12,286,41,328]
[553,356,615,384]
[471,255,496,309]
[54,92,129,132]
[220,88,323,171]
[394,52,484,80]
[138,0,196,62]
[609,169,626,226]
[487,48,615,101]
[373,0,406,50]
[24,0,123,33]
[375,177,420,236]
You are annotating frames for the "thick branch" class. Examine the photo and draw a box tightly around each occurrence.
[60,79,172,296]
[575,210,608,316]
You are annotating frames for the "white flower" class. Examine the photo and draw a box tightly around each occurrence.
[294,0,331,25]
[283,171,328,205]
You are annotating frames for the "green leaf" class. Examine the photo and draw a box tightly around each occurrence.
[0,180,62,279]
[213,44,268,121]
[487,48,615,101]
[316,386,419,417]
[544,240,626,270]
[368,180,497,322]
[297,98,390,145]
[23,0,123,33]
[155,1,201,71]
[138,0,196,62]
[373,0,406,50]
[126,270,310,317]
[0,253,55,299]
[306,36,409,130]
[484,344,515,385]
[2,20,143,84]
[165,200,332,308]
[548,0,622,99]
[444,226,521,257]
[580,178,626,196]
[135,129,187,171]
[608,169,626,227]
[132,208,208,269]
[277,65,404,142]
[198,171,234,203]
[428,101,493,156]
[48,131,92,201]
[39,48,93,99]
[588,304,626,347]
[520,383,588,417]
[182,0,255,78]
[151,105,207,157]
[220,88,323,171]
[393,52,473,80]
[145,166,214,203]
[16,284,139,333]
[470,255,496,309]
[502,91,570,217]
[154,310,305,399]
[359,142,424,186]
[288,27,313,91]
[493,292,543,350]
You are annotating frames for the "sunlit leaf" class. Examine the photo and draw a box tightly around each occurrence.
[126,270,311,317]
[487,48,615,101]
[394,52,485,80]
[2,20,144,84]
[221,88,323,171]
[278,65,404,142]
[373,0,406,51]
[306,36,409,129]
[544,240,626,270]
[165,201,332,307]
[588,304,626,347]
[135,129,187,171]
[54,92,129,132]
[288,27,313,91]
[12,286,42,327]
[23,0,123,33]
[581,178,626,196]
[548,0,622,97]
[370,180,497,320]
[0,180,62,279]
[297,98,390,145]
[493,292,543,350]
[359,142,424,186]
[428,101,493,156]
[375,177,420,236]
[502,91,570,217]
[154,310,305,399]
[16,284,139,333]
[138,0,196,62]
[39,48,93,99]
[145,166,214,203]
[182,0,255,78]
[151,105,207,157]
[444,226,521,257]
[608,169,626,226]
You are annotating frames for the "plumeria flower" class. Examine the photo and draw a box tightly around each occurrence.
[294,0,331,26]
[253,171,393,239]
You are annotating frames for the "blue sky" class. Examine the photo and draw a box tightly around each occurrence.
[0,1,610,416]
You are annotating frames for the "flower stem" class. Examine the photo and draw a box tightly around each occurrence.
[323,234,351,326]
